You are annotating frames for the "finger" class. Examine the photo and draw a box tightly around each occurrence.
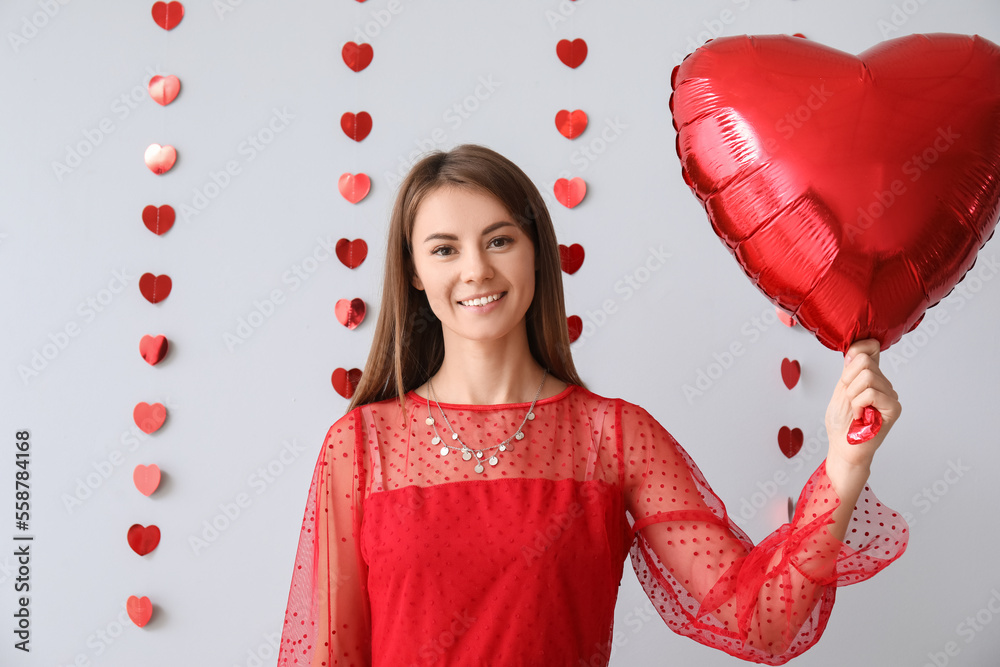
[840,353,887,389]
[845,368,895,406]
[845,338,880,366]
[851,387,900,423]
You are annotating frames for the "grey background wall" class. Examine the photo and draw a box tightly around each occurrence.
[2,0,999,665]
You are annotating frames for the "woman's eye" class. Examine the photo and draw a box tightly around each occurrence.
[431,246,453,256]
[490,236,513,249]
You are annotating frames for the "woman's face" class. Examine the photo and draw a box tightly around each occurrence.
[410,185,536,347]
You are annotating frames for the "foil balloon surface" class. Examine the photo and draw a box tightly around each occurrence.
[671,33,1000,354]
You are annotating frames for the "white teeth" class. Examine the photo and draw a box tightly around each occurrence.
[461,293,503,307]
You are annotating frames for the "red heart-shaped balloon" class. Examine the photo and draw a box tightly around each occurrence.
[778,426,804,459]
[672,34,1000,353]
[342,42,373,72]
[567,315,583,343]
[559,243,585,274]
[556,38,588,68]
[335,298,366,329]
[139,273,172,304]
[144,144,176,175]
[341,111,372,142]
[555,109,588,139]
[151,1,183,30]
[140,334,169,365]
[133,464,161,496]
[133,402,167,434]
[339,173,370,204]
[127,595,153,627]
[336,238,368,269]
[142,205,174,235]
[127,524,160,555]
[780,358,800,390]
[554,177,586,208]
[148,75,180,105]
[331,368,363,398]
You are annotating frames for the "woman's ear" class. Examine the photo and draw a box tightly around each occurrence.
[411,274,424,290]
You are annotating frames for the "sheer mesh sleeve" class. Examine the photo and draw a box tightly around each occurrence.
[619,400,908,664]
[278,409,372,666]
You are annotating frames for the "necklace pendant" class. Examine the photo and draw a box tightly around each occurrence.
[527,412,535,420]
[474,462,485,473]
[475,450,483,459]
[432,436,441,445]
[451,433,459,441]
[439,445,449,457]
[498,444,506,452]
[425,417,434,426]
[515,431,525,440]
[462,450,473,461]
[488,455,498,466]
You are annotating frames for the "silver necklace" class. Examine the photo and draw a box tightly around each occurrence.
[425,369,549,474]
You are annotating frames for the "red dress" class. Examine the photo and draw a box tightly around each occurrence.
[278,384,907,666]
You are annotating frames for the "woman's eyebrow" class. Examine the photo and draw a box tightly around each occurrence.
[422,220,514,243]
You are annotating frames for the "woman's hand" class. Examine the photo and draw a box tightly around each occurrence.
[825,338,902,474]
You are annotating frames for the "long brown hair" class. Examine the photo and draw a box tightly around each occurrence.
[346,144,586,414]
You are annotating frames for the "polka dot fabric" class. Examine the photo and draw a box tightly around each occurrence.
[278,385,908,666]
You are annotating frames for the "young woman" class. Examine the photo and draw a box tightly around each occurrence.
[277,144,907,666]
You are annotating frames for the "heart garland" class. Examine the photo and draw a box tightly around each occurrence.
[148,75,181,106]
[151,2,183,30]
[559,244,585,274]
[556,39,588,68]
[127,524,160,556]
[336,239,367,269]
[140,335,169,365]
[127,595,153,627]
[555,109,588,139]
[142,205,175,235]
[339,173,371,204]
[554,178,586,208]
[139,273,172,304]
[342,42,373,71]
[133,402,167,434]
[335,299,366,330]
[341,111,372,142]
[144,144,176,175]
[331,368,363,398]
[133,464,162,496]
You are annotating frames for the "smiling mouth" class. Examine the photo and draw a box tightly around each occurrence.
[458,292,506,307]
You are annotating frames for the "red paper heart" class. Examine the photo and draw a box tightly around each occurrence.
[672,34,1000,353]
[342,42,373,72]
[127,596,153,627]
[144,144,176,175]
[151,1,183,30]
[567,315,583,343]
[559,243,585,274]
[336,238,368,269]
[139,335,168,366]
[556,38,588,68]
[780,358,801,389]
[335,299,366,329]
[554,178,586,208]
[341,111,372,142]
[142,205,175,235]
[139,273,172,304]
[331,368,363,398]
[133,402,167,434]
[127,524,160,555]
[338,173,370,204]
[148,75,180,105]
[778,426,804,459]
[555,110,588,139]
[133,464,161,496]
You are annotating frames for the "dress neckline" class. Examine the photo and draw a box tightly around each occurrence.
[406,383,578,410]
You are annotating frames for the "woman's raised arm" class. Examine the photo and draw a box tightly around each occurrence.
[620,387,908,663]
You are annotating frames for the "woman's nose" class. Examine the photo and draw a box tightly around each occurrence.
[461,247,494,282]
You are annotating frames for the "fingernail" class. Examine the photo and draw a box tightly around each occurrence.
[844,354,853,366]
